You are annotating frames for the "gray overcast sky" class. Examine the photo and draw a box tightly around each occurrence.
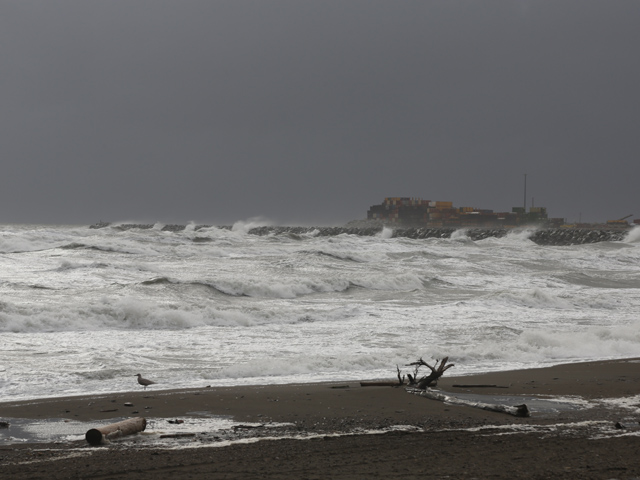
[2,1,639,225]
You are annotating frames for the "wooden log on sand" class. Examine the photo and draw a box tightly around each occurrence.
[360,381,403,387]
[85,417,147,445]
[451,384,510,389]
[407,387,530,417]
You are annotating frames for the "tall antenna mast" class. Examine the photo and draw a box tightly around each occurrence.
[523,173,527,212]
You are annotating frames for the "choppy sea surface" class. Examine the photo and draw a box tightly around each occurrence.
[1,222,639,402]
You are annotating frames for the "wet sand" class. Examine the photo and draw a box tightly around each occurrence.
[1,359,639,479]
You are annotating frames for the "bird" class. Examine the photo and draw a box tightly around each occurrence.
[135,373,156,390]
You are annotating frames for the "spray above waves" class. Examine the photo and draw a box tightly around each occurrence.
[622,225,640,243]
[378,226,394,239]
[449,229,475,242]
[231,217,274,234]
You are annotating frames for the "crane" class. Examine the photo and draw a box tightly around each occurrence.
[606,214,633,225]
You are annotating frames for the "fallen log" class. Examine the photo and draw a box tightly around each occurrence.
[407,387,530,417]
[360,381,403,387]
[85,417,147,445]
[452,384,510,389]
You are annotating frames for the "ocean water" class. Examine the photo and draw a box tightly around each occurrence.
[1,223,639,402]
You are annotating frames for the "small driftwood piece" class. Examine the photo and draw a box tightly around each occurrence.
[407,387,530,417]
[85,417,147,445]
[407,357,455,389]
[452,384,510,389]
[233,424,265,431]
[159,433,196,439]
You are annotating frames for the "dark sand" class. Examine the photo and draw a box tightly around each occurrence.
[1,359,639,479]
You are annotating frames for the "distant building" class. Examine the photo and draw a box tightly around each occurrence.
[367,197,548,227]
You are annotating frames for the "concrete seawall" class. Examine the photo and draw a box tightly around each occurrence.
[89,223,631,246]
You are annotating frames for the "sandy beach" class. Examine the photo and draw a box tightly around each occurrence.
[1,359,639,479]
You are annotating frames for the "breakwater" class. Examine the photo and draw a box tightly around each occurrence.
[89,222,630,246]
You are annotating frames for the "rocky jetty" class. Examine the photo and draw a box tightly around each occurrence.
[89,222,630,245]
[529,228,627,246]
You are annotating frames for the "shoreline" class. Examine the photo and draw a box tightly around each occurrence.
[2,358,639,425]
[2,357,638,414]
[2,358,639,479]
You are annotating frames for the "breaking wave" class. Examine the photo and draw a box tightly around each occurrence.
[0,298,267,332]
[2,223,639,401]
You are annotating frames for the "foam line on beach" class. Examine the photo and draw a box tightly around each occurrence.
[449,420,634,439]
[595,393,640,414]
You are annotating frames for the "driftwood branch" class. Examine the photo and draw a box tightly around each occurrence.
[407,387,530,417]
[406,357,455,389]
[361,356,454,388]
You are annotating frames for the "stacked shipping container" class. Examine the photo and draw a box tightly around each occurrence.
[367,197,548,227]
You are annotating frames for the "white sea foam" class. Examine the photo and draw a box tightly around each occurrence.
[231,217,273,234]
[450,229,474,241]
[493,288,575,309]
[1,223,639,401]
[452,320,640,365]
[596,394,640,414]
[210,277,352,299]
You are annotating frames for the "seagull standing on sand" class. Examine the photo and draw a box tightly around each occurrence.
[135,373,156,390]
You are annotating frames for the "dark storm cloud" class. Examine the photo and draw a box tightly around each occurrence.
[1,1,639,225]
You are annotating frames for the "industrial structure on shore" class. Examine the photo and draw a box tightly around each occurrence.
[367,197,638,228]
[367,197,558,228]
